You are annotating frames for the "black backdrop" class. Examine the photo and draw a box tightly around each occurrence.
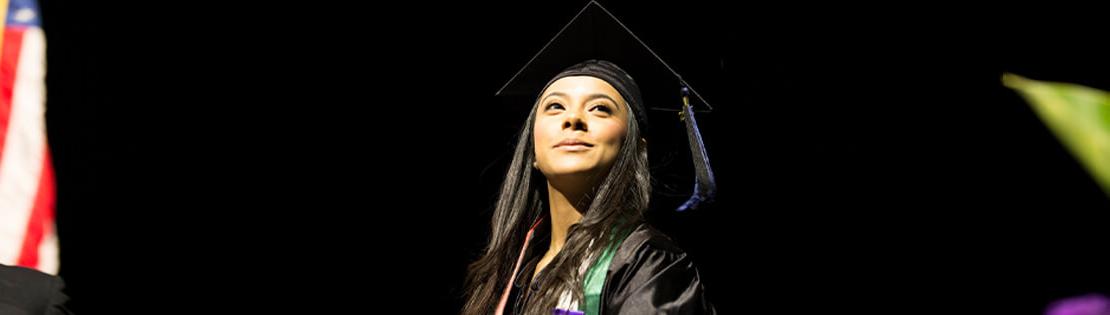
[38,0,1109,313]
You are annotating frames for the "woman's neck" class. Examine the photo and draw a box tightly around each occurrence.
[544,180,587,254]
[532,176,599,281]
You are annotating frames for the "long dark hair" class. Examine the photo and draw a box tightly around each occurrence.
[462,86,651,315]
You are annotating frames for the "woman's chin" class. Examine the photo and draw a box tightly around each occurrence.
[544,164,602,177]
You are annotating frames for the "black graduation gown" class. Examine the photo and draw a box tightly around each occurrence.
[0,264,73,315]
[503,222,716,315]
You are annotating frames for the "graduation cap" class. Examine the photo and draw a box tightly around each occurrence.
[496,1,716,211]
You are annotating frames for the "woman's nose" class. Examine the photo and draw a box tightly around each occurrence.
[563,113,587,132]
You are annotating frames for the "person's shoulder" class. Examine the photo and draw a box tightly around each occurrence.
[617,223,687,259]
[607,222,693,275]
[602,223,717,314]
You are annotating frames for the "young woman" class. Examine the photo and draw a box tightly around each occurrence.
[462,59,716,315]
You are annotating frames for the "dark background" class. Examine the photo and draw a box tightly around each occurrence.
[38,0,1109,313]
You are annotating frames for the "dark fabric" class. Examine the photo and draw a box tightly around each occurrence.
[503,223,715,315]
[0,264,74,315]
[542,60,649,134]
[601,224,716,314]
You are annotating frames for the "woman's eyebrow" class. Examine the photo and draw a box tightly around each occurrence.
[542,92,568,101]
[584,93,620,111]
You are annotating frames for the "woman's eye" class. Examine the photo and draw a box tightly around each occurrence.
[545,103,564,111]
[591,105,612,114]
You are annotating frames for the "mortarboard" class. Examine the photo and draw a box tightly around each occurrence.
[496,1,716,211]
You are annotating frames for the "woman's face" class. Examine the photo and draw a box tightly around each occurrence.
[533,76,629,180]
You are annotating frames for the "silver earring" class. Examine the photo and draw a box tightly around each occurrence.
[532,161,538,168]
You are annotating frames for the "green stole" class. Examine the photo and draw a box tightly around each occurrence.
[581,225,633,315]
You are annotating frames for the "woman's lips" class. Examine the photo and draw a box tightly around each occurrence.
[554,139,594,151]
[555,144,592,152]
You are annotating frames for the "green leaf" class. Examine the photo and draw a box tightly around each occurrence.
[1003,73,1110,197]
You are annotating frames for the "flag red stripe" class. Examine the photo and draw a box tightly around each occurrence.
[18,149,54,268]
[0,29,26,161]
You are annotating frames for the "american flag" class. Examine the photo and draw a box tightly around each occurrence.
[0,0,57,275]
